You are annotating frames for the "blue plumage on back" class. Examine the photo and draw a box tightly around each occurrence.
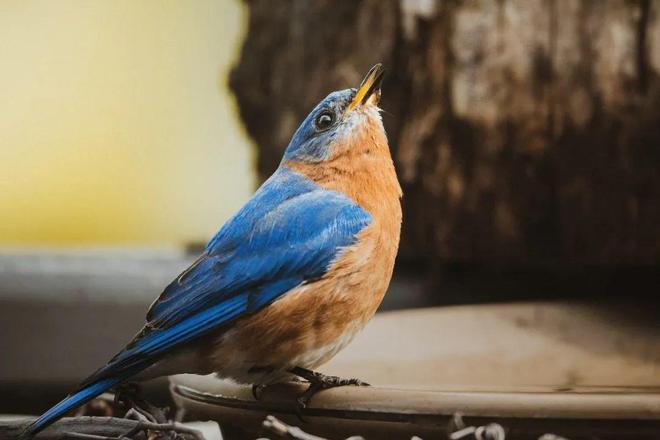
[94,166,371,377]
[147,166,371,326]
[25,167,371,436]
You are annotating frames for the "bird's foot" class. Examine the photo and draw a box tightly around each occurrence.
[289,366,370,411]
[114,383,168,424]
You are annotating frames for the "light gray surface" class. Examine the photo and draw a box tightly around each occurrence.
[0,247,194,303]
[0,248,194,382]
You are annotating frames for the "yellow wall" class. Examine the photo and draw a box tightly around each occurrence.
[0,0,254,246]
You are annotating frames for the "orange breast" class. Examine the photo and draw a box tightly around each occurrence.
[208,117,402,383]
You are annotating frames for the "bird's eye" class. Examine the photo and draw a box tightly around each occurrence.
[314,111,334,131]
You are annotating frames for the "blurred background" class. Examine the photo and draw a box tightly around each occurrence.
[1,0,659,422]
[0,0,253,246]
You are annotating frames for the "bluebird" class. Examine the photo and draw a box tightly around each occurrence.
[25,64,402,436]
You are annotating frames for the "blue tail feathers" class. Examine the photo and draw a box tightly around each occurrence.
[22,375,126,438]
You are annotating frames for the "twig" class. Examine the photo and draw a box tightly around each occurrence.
[262,416,327,440]
[448,413,505,440]
[63,421,204,440]
[133,421,204,440]
[261,415,366,440]
[59,433,121,440]
[263,415,365,440]
[0,417,203,440]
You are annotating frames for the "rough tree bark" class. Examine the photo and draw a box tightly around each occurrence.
[230,0,660,266]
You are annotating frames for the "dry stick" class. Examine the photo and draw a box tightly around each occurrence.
[0,417,204,440]
[262,416,328,440]
[126,421,203,440]
[62,421,204,440]
[261,416,365,440]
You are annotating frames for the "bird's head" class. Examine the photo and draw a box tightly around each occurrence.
[282,64,386,164]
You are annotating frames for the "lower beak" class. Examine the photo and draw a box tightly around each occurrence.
[348,64,385,110]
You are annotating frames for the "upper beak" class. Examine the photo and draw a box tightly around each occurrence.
[347,63,385,111]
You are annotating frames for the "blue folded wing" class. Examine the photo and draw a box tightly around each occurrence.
[88,167,372,381]
[27,168,371,436]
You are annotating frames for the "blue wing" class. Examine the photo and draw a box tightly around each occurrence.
[146,168,371,327]
[101,166,371,378]
[26,167,371,436]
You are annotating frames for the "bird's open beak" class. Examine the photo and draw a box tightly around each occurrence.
[347,63,385,111]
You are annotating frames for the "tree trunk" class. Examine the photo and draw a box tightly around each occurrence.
[230,0,660,266]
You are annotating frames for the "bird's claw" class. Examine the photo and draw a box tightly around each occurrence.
[113,383,168,425]
[321,376,370,387]
[114,382,141,408]
[289,366,370,420]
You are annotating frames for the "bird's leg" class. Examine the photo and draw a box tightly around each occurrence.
[113,382,141,412]
[114,383,168,424]
[289,366,370,409]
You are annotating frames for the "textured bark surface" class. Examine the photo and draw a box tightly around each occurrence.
[230,0,660,265]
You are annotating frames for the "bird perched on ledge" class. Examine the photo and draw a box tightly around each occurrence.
[25,63,402,437]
